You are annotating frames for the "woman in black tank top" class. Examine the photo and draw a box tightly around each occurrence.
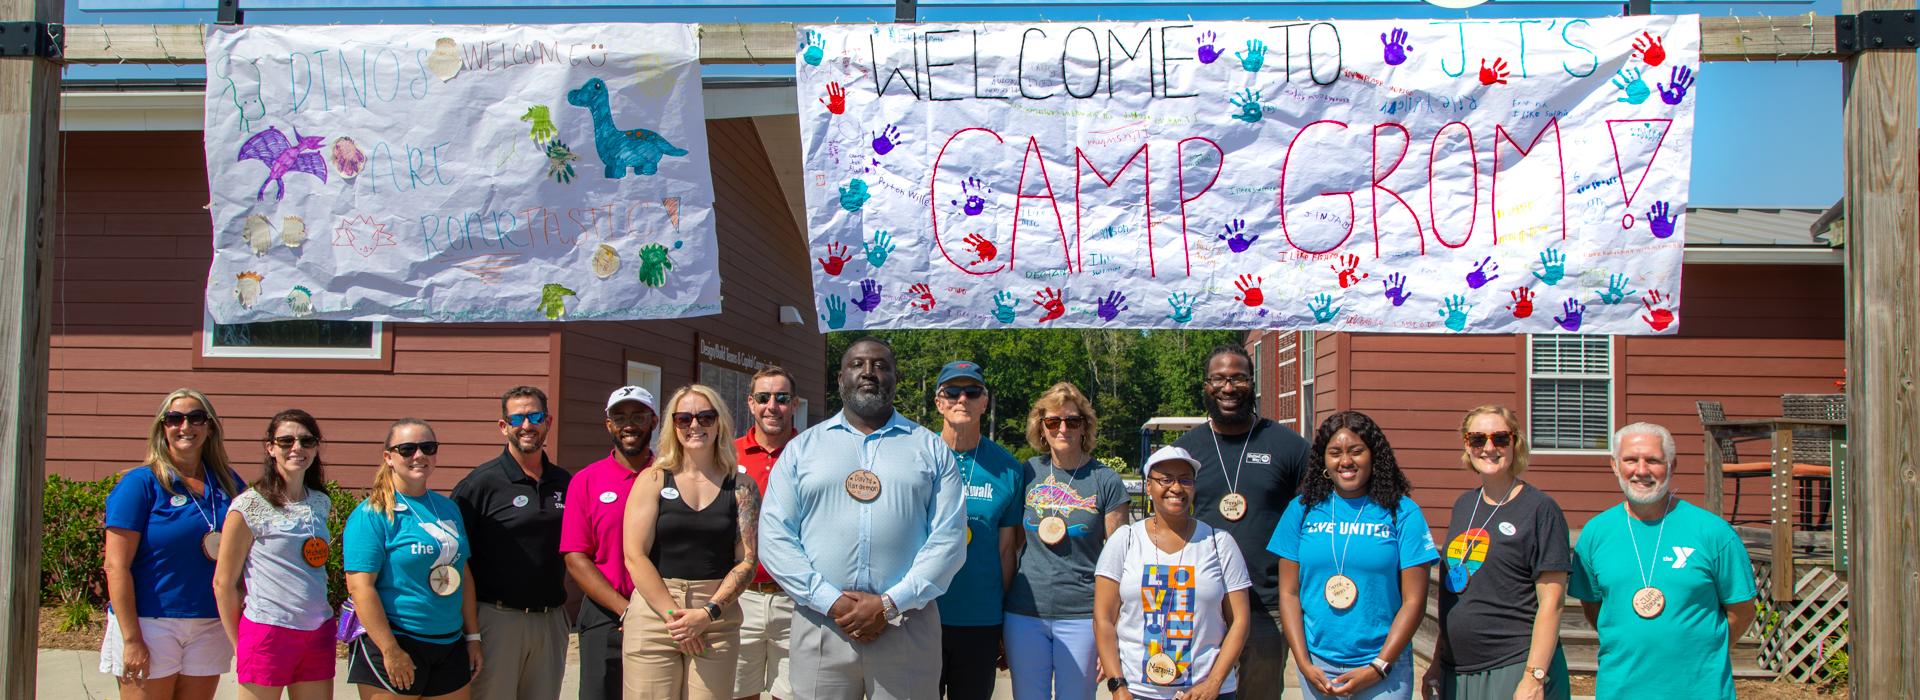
[621,384,763,700]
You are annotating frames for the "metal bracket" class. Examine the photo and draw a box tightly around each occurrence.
[0,22,62,60]
[218,0,244,25]
[1835,10,1917,54]
[894,0,916,24]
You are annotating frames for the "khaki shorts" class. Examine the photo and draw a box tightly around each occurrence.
[732,586,793,698]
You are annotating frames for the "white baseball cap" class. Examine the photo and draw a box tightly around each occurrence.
[1144,445,1202,476]
[606,386,657,414]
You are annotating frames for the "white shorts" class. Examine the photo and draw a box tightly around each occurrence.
[732,587,793,697]
[99,611,233,679]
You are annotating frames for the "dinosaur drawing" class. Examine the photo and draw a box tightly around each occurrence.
[237,126,328,201]
[565,78,688,178]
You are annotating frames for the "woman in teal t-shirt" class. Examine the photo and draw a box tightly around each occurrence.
[342,418,481,699]
[1268,411,1439,700]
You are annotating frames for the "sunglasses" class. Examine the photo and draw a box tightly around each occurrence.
[673,410,720,428]
[505,411,549,427]
[751,392,794,405]
[939,385,985,400]
[1464,431,1515,449]
[387,441,440,458]
[271,435,321,449]
[1147,475,1196,488]
[1042,416,1087,430]
[162,410,211,428]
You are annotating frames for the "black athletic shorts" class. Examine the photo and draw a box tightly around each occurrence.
[347,633,472,697]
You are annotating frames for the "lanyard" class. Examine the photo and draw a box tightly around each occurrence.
[186,476,219,533]
[1327,498,1372,578]
[1624,496,1673,593]
[399,494,461,568]
[1206,422,1253,495]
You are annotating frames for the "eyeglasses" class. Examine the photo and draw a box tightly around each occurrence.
[1205,374,1253,388]
[673,410,720,428]
[751,392,794,405]
[387,441,440,458]
[505,411,549,427]
[1464,431,1515,449]
[1147,475,1196,488]
[1041,416,1087,430]
[939,385,985,400]
[162,410,211,428]
[271,435,320,449]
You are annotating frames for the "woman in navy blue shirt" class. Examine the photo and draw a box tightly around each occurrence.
[101,388,246,700]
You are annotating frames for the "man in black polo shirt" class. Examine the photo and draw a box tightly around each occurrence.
[1172,344,1312,698]
[452,385,572,700]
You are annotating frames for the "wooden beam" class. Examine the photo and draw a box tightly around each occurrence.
[1768,426,1795,601]
[1841,0,1920,696]
[58,17,1839,65]
[0,0,59,696]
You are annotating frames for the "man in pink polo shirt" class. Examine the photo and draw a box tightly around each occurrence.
[732,367,798,700]
[560,385,657,700]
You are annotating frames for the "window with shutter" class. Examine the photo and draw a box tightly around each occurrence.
[1527,335,1613,451]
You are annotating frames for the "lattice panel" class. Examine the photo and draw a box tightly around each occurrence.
[1753,560,1850,684]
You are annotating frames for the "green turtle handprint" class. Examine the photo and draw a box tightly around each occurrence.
[639,241,681,288]
[538,283,577,320]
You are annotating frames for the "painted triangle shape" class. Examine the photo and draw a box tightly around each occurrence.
[1605,119,1673,211]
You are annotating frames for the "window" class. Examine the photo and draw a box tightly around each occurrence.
[1528,334,1614,451]
[1299,333,1316,436]
[796,398,811,431]
[202,315,382,359]
[625,361,663,408]
[1252,339,1265,409]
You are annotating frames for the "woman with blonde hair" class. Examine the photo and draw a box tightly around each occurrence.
[1422,406,1572,700]
[342,419,483,699]
[1005,381,1131,700]
[622,384,762,700]
[101,388,246,700]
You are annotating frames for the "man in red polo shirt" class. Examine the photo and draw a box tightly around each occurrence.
[559,386,657,700]
[732,367,799,700]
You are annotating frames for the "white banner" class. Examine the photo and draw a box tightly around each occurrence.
[203,24,720,323]
[797,17,1696,333]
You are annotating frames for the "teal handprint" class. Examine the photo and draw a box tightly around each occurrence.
[1308,294,1340,323]
[865,230,895,268]
[1439,294,1472,332]
[1612,67,1650,105]
[821,295,847,329]
[1533,247,1566,286]
[1235,40,1267,72]
[840,178,871,212]
[538,283,577,320]
[638,242,677,288]
[1597,273,1638,304]
[1228,88,1265,124]
[992,291,1018,324]
[801,30,826,66]
[1167,291,1196,323]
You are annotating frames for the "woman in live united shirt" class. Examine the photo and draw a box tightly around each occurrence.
[1423,405,1572,700]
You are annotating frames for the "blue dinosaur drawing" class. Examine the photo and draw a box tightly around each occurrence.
[565,78,689,178]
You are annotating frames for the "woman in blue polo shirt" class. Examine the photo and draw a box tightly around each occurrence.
[343,418,483,699]
[101,388,246,699]
[1269,411,1439,700]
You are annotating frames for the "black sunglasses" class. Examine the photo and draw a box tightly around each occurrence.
[271,435,321,449]
[1465,431,1515,449]
[1042,416,1087,430]
[751,392,794,405]
[387,441,441,458]
[162,410,211,428]
[673,410,720,428]
[939,385,985,400]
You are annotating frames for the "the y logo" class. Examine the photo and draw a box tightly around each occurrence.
[1670,546,1696,569]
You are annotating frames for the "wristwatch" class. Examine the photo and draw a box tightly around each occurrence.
[1528,666,1548,682]
[1107,677,1129,692]
[1369,657,1393,676]
[881,595,900,623]
[703,602,723,620]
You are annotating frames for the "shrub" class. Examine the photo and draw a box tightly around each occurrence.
[41,473,119,625]
[323,482,366,609]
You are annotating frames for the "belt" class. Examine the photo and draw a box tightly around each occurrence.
[486,601,558,614]
[748,581,784,594]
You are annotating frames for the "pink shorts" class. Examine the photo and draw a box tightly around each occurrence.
[235,616,336,687]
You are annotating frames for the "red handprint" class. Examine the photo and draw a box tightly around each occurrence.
[1478,58,1510,86]
[1331,254,1368,289]
[817,242,851,276]
[1632,32,1666,66]
[1641,289,1675,331]
[1032,287,1065,322]
[909,283,936,312]
[1233,274,1263,307]
[820,82,846,115]
[1508,287,1535,318]
[963,233,998,265]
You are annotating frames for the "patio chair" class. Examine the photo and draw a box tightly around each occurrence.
[1781,393,1844,529]
[1697,400,1833,525]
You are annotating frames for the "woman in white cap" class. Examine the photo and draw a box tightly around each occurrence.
[1094,445,1253,700]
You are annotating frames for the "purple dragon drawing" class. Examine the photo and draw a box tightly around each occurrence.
[238,126,328,201]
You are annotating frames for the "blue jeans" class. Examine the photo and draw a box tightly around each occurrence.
[1003,613,1097,700]
[1296,650,1414,700]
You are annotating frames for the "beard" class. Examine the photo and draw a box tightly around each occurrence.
[614,430,652,458]
[1618,473,1671,506]
[845,386,894,417]
[510,434,545,455]
[1205,392,1255,424]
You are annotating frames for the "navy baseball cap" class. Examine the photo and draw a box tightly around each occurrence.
[937,360,986,387]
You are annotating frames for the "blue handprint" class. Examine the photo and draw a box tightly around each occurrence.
[1533,248,1566,286]
[1466,257,1500,289]
[801,30,825,66]
[839,178,871,212]
[865,230,895,268]
[1097,290,1129,322]
[1235,39,1267,72]
[992,291,1018,324]
[1217,218,1258,253]
[1308,294,1340,323]
[1597,273,1638,304]
[1659,65,1694,106]
[1382,273,1412,306]
[1554,298,1586,332]
[1612,67,1650,105]
[1439,294,1471,332]
[1228,89,1265,124]
[854,279,883,312]
[1197,31,1222,64]
[949,177,989,216]
[1167,292,1196,323]
[872,124,902,156]
[1381,28,1413,66]
[1648,201,1678,239]
[821,294,847,329]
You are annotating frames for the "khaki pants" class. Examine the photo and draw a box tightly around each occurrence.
[623,579,740,700]
[471,604,569,700]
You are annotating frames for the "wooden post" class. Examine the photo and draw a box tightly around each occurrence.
[1839,0,1920,695]
[0,0,59,695]
[1768,426,1794,602]
[1704,432,1726,518]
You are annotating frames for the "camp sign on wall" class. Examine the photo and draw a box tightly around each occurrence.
[797,17,1696,334]
[202,24,721,324]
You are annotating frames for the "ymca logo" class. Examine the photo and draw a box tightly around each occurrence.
[1247,453,1271,465]
[1667,546,1696,569]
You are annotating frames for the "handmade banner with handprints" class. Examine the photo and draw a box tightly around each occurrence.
[797,17,1696,333]
[203,24,719,323]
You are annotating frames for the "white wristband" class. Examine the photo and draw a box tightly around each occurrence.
[464,633,482,642]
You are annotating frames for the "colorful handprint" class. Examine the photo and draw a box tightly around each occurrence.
[1597,273,1638,304]
[1382,273,1412,306]
[1167,291,1196,323]
[1632,31,1666,66]
[1332,253,1369,288]
[801,30,826,66]
[1233,274,1263,307]
[839,178,870,212]
[820,82,846,114]
[1466,256,1500,289]
[950,177,991,216]
[1554,298,1586,332]
[1507,288,1535,318]
[1479,58,1510,86]
[817,242,852,276]
[854,279,883,312]
[909,283,936,312]
[1197,31,1222,64]
[1440,294,1472,332]
[872,124,902,156]
[992,291,1018,324]
[1642,289,1675,331]
[1235,40,1266,72]
[1097,290,1129,321]
[821,294,847,329]
[1534,248,1567,286]
[865,230,895,268]
[1229,89,1265,124]
[1612,68,1650,105]
[963,233,998,265]
[1659,65,1694,106]
[1648,201,1678,239]
[638,243,674,288]
[1218,218,1257,253]
[1033,287,1066,322]
[1308,294,1340,323]
[1381,28,1413,66]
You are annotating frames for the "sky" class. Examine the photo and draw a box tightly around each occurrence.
[60,0,1855,208]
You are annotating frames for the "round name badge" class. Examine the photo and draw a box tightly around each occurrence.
[1218,492,1249,522]
[1145,652,1180,685]
[301,537,329,568]
[1499,521,1517,536]
[513,495,530,508]
[1324,574,1359,610]
[844,470,882,502]
[200,531,221,562]
[169,494,189,507]
[1445,564,1470,593]
[661,487,681,500]
[430,565,462,596]
[599,491,619,504]
[1632,586,1666,618]
[1038,516,1067,545]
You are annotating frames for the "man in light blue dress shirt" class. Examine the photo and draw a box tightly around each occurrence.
[759,337,967,699]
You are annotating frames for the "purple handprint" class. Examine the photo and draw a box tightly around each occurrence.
[872,124,902,156]
[1466,256,1501,289]
[1197,31,1222,64]
[1096,290,1129,321]
[949,177,990,216]
[1381,273,1412,306]
[854,279,882,312]
[1648,201,1678,239]
[1659,65,1694,106]
[1217,218,1257,253]
[1554,297,1586,332]
[1381,28,1412,66]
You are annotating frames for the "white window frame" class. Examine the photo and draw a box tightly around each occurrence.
[1272,333,1300,428]
[1525,334,1616,454]
[625,360,664,407]
[796,398,811,431]
[1298,333,1316,436]
[1252,339,1265,407]
[200,313,383,359]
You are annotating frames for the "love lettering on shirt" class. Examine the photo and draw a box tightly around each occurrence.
[1302,521,1393,538]
[1140,564,1197,685]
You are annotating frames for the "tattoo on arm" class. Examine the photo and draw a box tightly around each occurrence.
[714,478,762,608]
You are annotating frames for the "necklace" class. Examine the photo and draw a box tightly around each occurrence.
[1446,481,1520,593]
[1208,421,1255,522]
[1623,495,1674,618]
[957,441,981,544]
[1036,454,1089,546]
[185,474,221,562]
[1323,497,1371,610]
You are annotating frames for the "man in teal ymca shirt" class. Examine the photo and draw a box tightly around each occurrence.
[1570,422,1757,700]
[930,360,1025,700]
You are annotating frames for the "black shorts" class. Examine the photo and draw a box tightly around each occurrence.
[347,633,471,697]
